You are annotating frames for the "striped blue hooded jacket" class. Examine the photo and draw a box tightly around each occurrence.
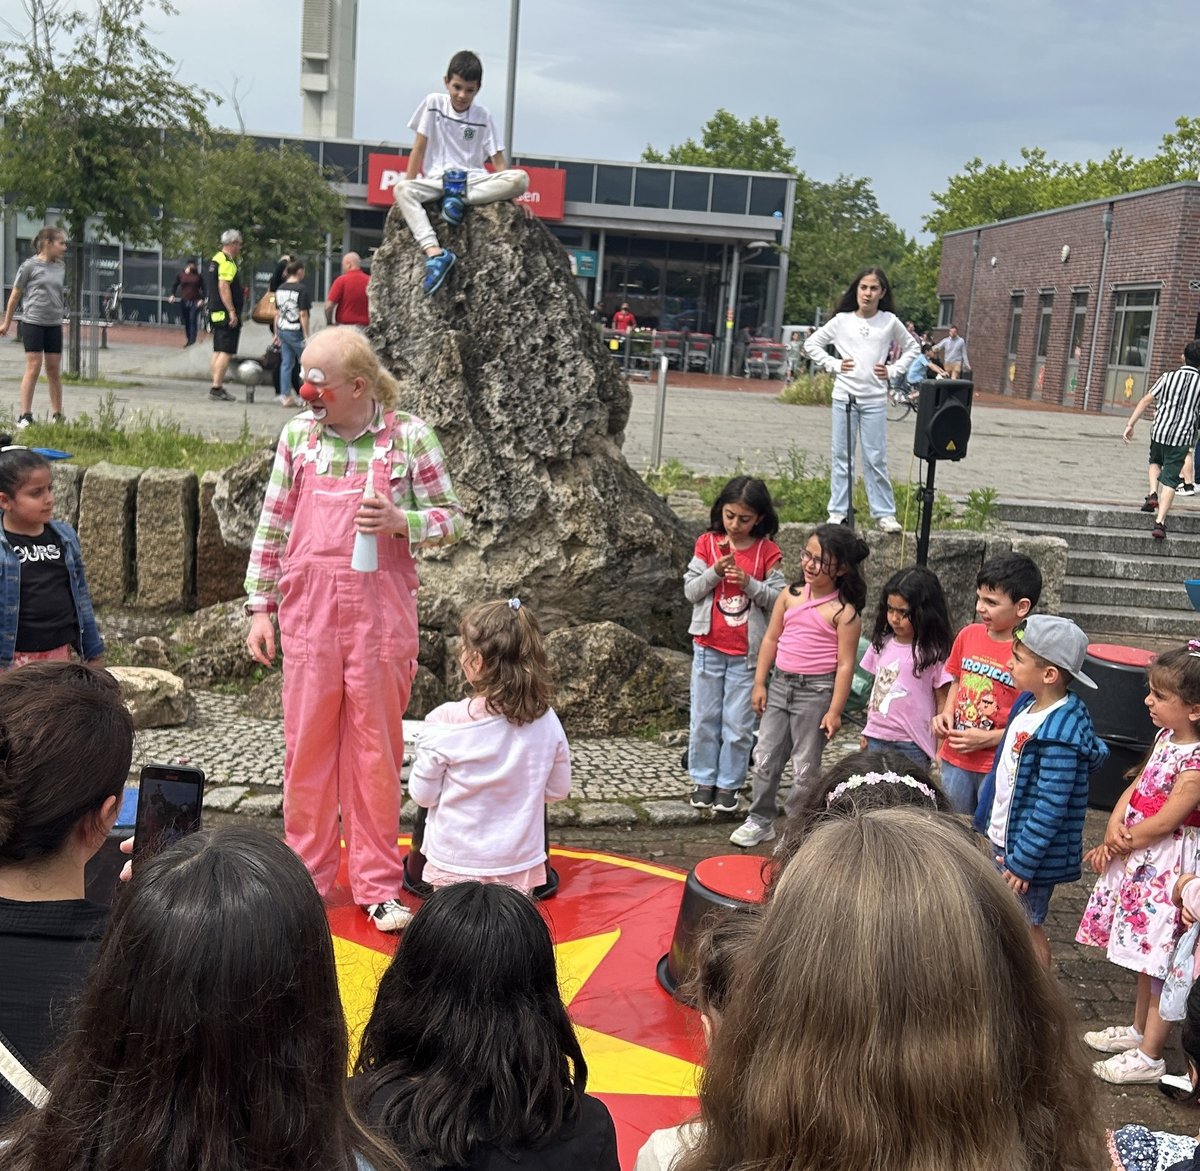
[972,690,1109,885]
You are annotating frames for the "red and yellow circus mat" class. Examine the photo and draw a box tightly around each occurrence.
[327,841,703,1168]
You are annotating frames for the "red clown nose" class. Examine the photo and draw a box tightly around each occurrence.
[299,380,324,403]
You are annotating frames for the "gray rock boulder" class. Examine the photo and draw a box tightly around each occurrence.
[369,199,691,647]
[169,600,257,687]
[210,447,274,550]
[108,666,194,728]
[197,471,251,608]
[544,621,679,737]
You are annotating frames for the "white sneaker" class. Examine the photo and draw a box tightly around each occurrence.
[1083,1024,1143,1053]
[363,899,412,933]
[729,817,776,848]
[15,413,32,431]
[1093,1049,1166,1085]
[826,512,845,525]
[877,515,903,533]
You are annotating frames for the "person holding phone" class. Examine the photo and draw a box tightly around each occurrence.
[1,828,404,1171]
[0,662,134,1120]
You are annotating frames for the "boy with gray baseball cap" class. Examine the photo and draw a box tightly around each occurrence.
[973,614,1109,968]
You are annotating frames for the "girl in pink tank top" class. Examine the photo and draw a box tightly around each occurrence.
[730,524,870,847]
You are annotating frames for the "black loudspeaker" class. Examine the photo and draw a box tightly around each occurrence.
[913,379,973,461]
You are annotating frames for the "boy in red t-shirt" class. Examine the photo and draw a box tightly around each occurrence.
[932,553,1042,814]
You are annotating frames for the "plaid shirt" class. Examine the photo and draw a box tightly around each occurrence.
[244,406,464,613]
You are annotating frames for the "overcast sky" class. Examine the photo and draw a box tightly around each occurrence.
[137,0,1193,239]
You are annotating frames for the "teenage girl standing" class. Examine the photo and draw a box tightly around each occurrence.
[0,443,102,670]
[684,476,783,812]
[729,523,869,847]
[0,228,68,429]
[803,267,918,531]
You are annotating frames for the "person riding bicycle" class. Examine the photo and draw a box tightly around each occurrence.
[903,344,947,398]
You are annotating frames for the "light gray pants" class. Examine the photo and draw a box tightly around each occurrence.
[745,669,835,824]
[393,170,530,252]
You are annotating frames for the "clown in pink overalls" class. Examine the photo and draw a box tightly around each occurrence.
[245,328,463,933]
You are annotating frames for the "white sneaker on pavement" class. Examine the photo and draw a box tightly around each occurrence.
[877,515,903,533]
[1083,1024,1142,1053]
[729,817,776,848]
[1093,1049,1166,1085]
[826,512,845,525]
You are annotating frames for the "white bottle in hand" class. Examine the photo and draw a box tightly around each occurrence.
[351,475,379,573]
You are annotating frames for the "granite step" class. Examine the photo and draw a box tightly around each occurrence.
[1067,552,1200,586]
[1059,601,1200,640]
[1001,520,1200,557]
[1062,576,1197,612]
[996,497,1200,536]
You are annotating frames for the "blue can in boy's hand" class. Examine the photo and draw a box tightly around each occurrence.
[442,169,468,198]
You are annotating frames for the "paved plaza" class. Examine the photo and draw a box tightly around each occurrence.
[10,326,1199,1135]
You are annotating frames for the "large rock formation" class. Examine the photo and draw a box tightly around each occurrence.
[368,199,691,647]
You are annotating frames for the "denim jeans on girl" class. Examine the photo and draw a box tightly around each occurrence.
[828,398,895,518]
[688,645,756,791]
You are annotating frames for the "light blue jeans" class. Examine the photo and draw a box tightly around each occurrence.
[278,329,304,399]
[939,760,987,816]
[688,645,756,790]
[829,398,896,518]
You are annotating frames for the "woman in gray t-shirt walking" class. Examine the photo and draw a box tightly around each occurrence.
[0,227,68,429]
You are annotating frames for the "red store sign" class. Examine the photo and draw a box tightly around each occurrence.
[366,153,565,221]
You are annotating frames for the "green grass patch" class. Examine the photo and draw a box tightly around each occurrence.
[60,373,145,390]
[777,372,834,406]
[2,393,262,473]
[644,446,992,533]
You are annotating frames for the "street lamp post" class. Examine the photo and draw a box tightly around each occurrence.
[505,0,520,154]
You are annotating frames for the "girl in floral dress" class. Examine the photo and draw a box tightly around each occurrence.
[1077,642,1200,1085]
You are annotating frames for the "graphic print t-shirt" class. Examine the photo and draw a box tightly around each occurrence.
[938,623,1019,773]
[988,696,1066,849]
[275,280,312,332]
[408,92,501,178]
[7,528,77,652]
[693,533,782,658]
[860,637,952,759]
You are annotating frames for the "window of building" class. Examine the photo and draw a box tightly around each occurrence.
[1035,293,1054,358]
[671,170,710,212]
[1068,291,1088,362]
[633,168,671,209]
[711,174,748,215]
[321,141,361,183]
[748,176,788,217]
[562,162,595,203]
[937,297,954,328]
[1108,288,1159,368]
[595,165,632,206]
[1007,294,1024,357]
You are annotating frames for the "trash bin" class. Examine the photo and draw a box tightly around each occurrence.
[1069,643,1155,811]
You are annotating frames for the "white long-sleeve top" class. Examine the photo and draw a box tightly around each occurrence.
[408,697,572,876]
[804,310,920,404]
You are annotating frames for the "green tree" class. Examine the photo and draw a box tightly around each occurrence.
[642,108,794,172]
[173,135,344,278]
[0,0,212,373]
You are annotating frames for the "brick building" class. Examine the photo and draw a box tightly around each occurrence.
[936,182,1200,412]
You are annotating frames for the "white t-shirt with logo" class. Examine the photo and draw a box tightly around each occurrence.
[408,92,501,179]
[988,696,1067,848]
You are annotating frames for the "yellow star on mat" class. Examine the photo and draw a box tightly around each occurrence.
[333,926,700,1099]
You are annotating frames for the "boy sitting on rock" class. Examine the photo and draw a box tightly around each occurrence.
[394,49,529,295]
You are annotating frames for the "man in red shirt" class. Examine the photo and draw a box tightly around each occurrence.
[325,252,371,327]
[612,303,636,332]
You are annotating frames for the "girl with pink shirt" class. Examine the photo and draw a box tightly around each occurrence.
[408,598,570,891]
[729,524,869,848]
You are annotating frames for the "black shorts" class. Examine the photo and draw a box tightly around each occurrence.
[212,323,241,354]
[21,323,63,354]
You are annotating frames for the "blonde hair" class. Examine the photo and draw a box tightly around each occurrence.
[677,810,1102,1171]
[319,326,401,409]
[459,600,552,725]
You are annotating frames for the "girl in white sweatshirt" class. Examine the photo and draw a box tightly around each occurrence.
[803,267,919,532]
[408,598,571,891]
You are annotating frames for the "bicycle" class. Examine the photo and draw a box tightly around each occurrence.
[887,382,919,421]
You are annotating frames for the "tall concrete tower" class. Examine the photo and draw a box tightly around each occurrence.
[300,0,358,138]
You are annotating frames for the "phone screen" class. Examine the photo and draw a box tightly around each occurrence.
[134,766,204,861]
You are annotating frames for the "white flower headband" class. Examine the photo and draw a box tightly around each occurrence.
[826,770,938,806]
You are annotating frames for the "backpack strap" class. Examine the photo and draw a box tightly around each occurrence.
[0,1027,48,1107]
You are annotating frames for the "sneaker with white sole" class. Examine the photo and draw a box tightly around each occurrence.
[1093,1049,1166,1085]
[729,817,776,848]
[15,413,32,430]
[422,248,457,295]
[1083,1024,1143,1053]
[826,512,845,525]
[714,788,739,813]
[877,515,903,533]
[689,784,715,809]
[363,899,412,933]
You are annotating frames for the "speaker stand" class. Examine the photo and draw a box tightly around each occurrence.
[843,393,856,529]
[916,457,938,567]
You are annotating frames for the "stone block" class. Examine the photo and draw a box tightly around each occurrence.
[108,666,194,728]
[642,799,702,826]
[136,467,198,609]
[203,785,249,811]
[77,461,141,606]
[239,792,283,817]
[197,471,250,608]
[546,802,579,826]
[1009,533,1068,615]
[51,462,83,528]
[576,800,638,826]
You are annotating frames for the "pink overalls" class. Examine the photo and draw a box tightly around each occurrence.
[276,427,419,904]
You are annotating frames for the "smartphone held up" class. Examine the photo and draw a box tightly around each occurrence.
[133,763,205,863]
